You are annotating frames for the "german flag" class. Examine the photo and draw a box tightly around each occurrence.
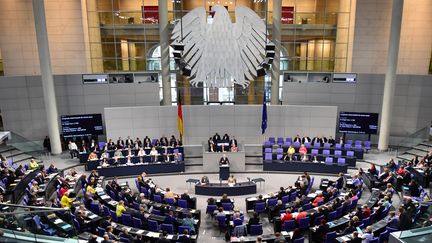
[177,93,184,140]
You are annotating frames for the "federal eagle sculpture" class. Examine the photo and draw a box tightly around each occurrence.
[171,6,274,88]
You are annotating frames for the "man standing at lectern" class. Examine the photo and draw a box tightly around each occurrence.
[219,154,230,165]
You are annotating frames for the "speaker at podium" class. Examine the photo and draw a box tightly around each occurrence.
[219,154,230,180]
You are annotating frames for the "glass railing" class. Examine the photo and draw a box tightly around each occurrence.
[0,204,79,242]
[6,131,45,159]
[397,126,430,149]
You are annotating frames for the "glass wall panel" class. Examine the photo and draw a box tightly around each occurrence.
[85,0,352,104]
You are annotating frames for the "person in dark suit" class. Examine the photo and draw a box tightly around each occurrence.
[169,135,177,147]
[398,207,411,230]
[220,194,231,204]
[116,137,124,148]
[311,136,322,145]
[143,136,152,148]
[213,133,221,142]
[164,211,178,227]
[219,154,229,165]
[222,134,230,142]
[247,212,260,232]
[314,219,330,243]
[229,136,238,147]
[119,228,136,242]
[277,187,287,200]
[334,173,344,189]
[177,229,191,243]
[156,231,171,243]
[100,216,113,230]
[270,200,284,222]
[134,138,142,148]
[160,136,169,147]
[180,190,193,208]
[327,136,335,146]
[124,136,132,147]
[302,136,311,144]
[293,135,301,143]
[349,231,362,243]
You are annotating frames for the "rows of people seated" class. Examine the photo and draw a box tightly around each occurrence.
[203,168,409,243]
[69,135,183,155]
[71,135,184,165]
[264,135,371,151]
[208,133,238,152]
[2,164,199,242]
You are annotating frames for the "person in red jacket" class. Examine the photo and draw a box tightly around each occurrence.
[296,208,307,223]
[361,204,371,219]
[312,193,324,207]
[281,208,293,222]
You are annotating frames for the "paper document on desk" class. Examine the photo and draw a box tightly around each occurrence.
[88,214,97,219]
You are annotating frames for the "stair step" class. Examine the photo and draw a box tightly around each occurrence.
[420,141,432,147]
[397,154,416,162]
[1,149,25,158]
[9,154,34,164]
[405,149,428,157]
[0,145,15,154]
[413,145,431,152]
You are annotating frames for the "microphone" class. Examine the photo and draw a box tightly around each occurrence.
[247,177,251,182]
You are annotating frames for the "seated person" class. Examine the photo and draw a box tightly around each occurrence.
[125,155,133,165]
[181,214,196,234]
[29,159,40,170]
[227,175,236,186]
[222,133,229,143]
[162,147,171,162]
[201,175,209,184]
[247,212,260,232]
[208,137,216,152]
[408,180,421,197]
[360,226,374,242]
[386,211,399,229]
[100,158,109,167]
[169,135,178,147]
[295,208,307,223]
[137,147,146,158]
[113,149,123,158]
[299,144,307,157]
[164,187,177,202]
[220,193,231,204]
[60,191,75,209]
[116,200,126,217]
[284,145,295,161]
[230,143,238,152]
[312,193,324,207]
[100,151,109,160]
[219,154,229,165]
[149,147,159,162]
[368,164,378,176]
[281,208,293,222]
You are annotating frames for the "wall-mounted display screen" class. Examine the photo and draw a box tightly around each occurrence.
[333,73,357,83]
[61,114,104,137]
[338,112,379,134]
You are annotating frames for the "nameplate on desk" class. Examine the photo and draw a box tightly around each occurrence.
[341,236,350,241]
[136,230,144,235]
[108,201,117,206]
[147,232,160,237]
[54,219,62,224]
